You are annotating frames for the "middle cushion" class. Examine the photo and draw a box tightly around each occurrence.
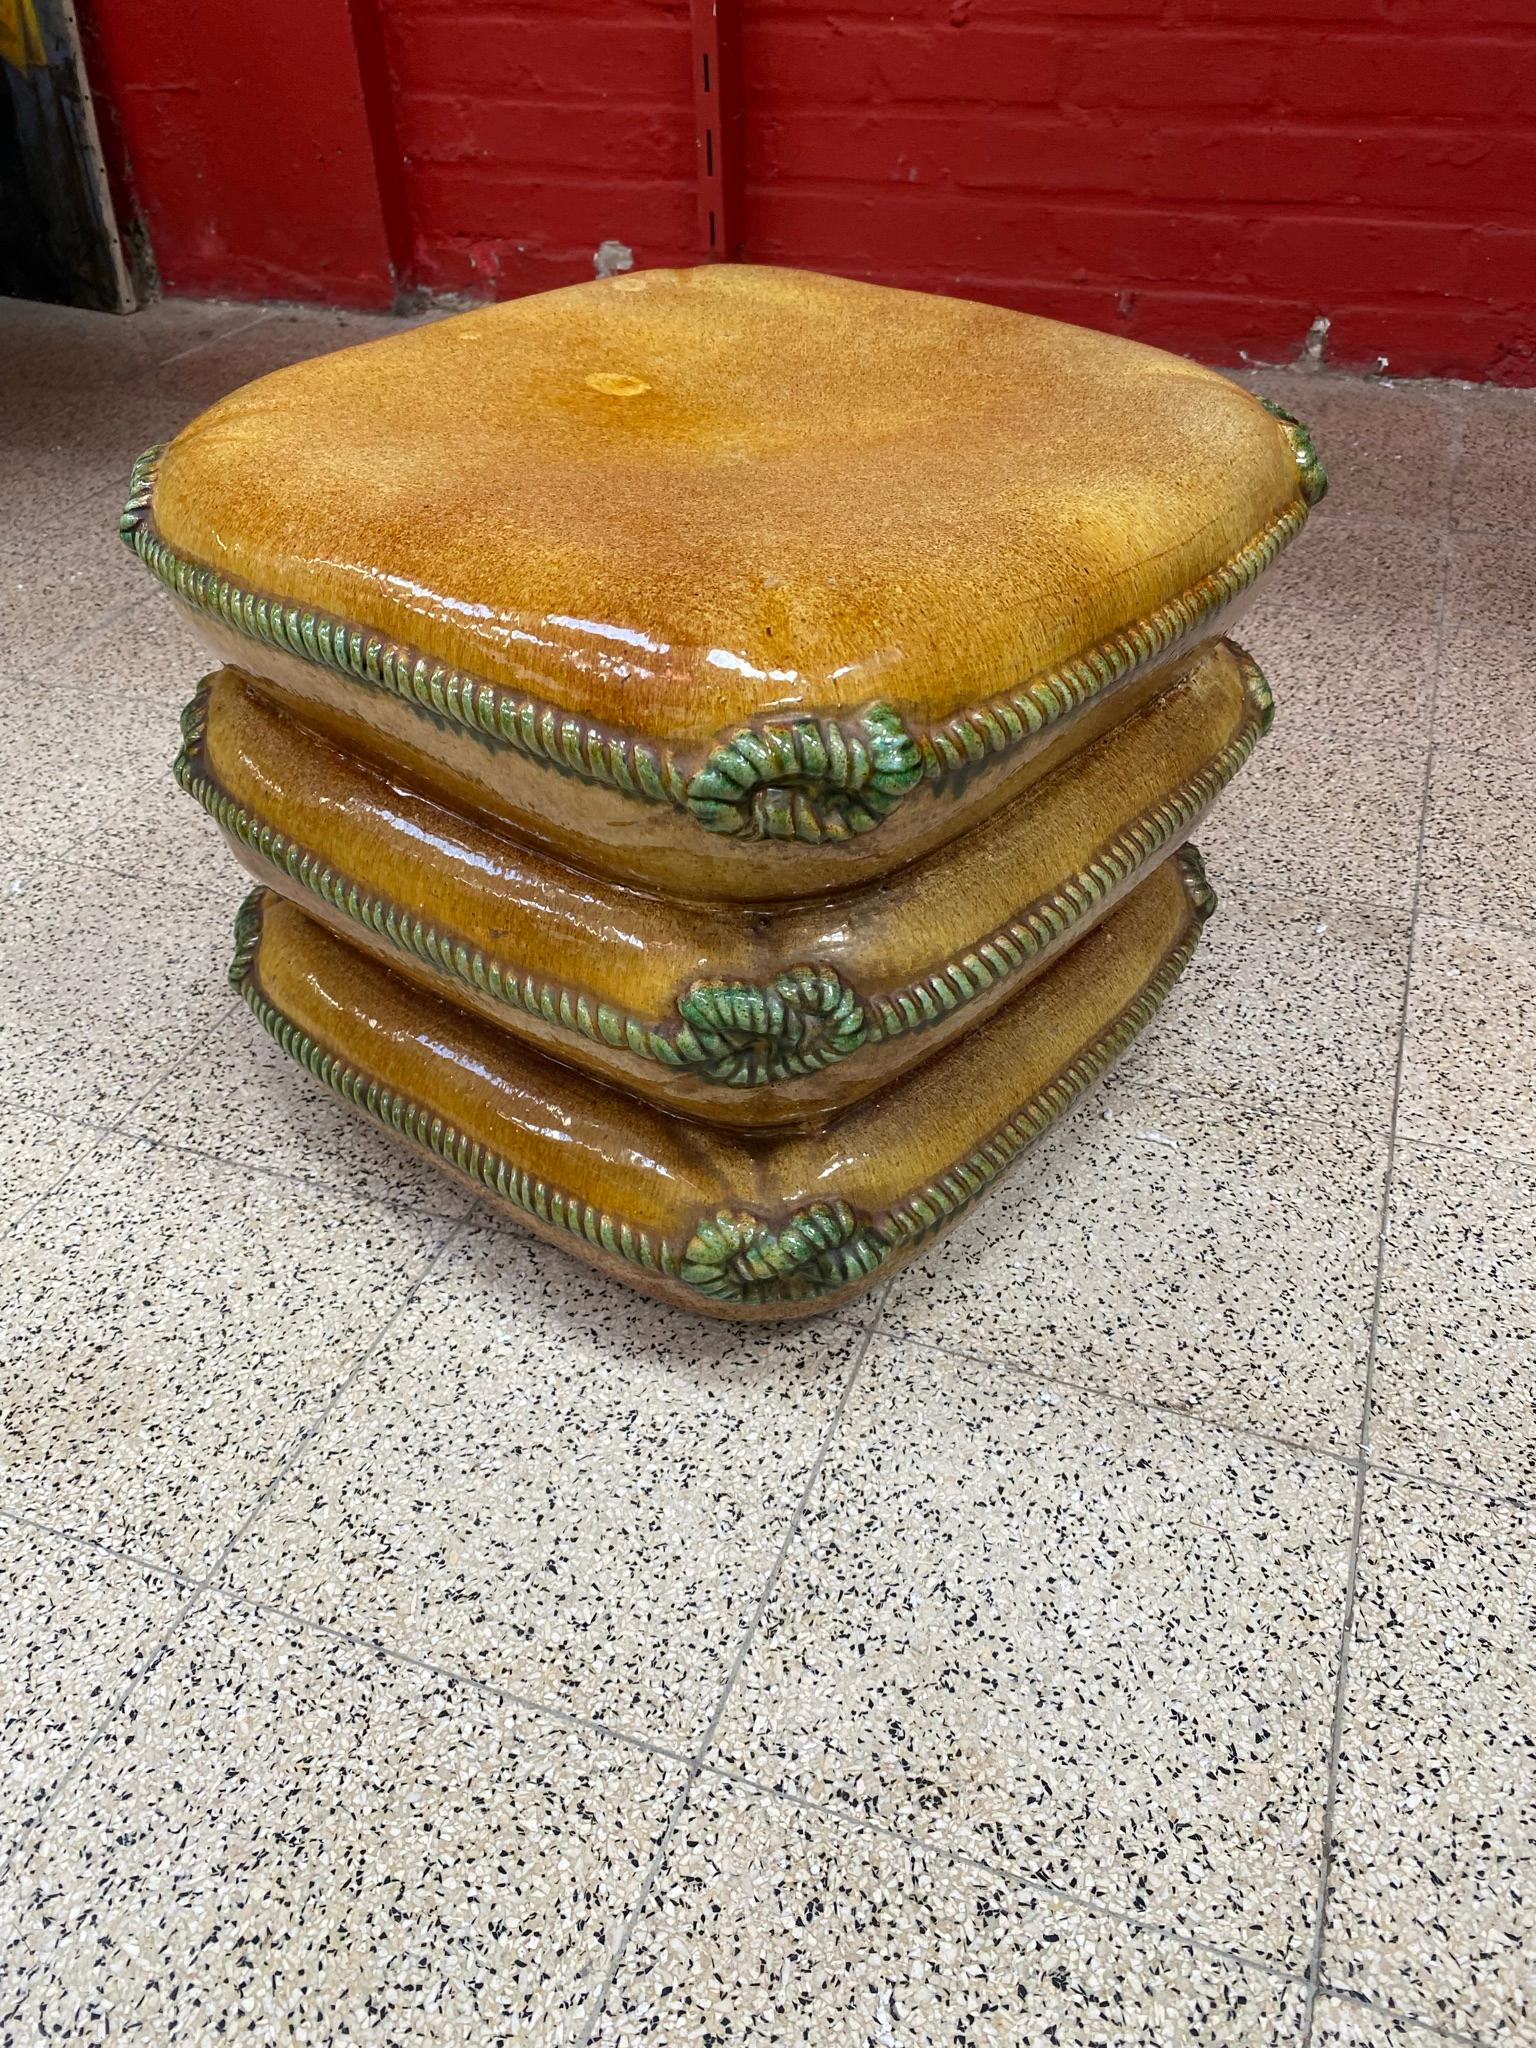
[179,637,1269,1127]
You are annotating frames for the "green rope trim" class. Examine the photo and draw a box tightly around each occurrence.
[1259,398,1329,507]
[870,847,1212,1266]
[232,889,681,1282]
[229,851,1210,1306]
[124,449,686,810]
[179,683,865,1089]
[916,500,1304,782]
[680,1202,889,1307]
[125,442,1309,845]
[1178,840,1219,923]
[867,649,1267,1040]
[685,704,922,841]
[671,968,866,1085]
[178,648,1268,1089]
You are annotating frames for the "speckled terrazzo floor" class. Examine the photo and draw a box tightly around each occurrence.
[1,293,1533,2047]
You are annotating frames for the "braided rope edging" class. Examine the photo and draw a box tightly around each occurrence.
[232,890,682,1283]
[179,685,862,1087]
[186,689,712,1075]
[229,849,1211,1306]
[916,505,1300,780]
[871,857,1212,1267]
[126,438,1308,838]
[868,649,1269,1039]
[124,449,686,811]
[179,653,1267,1090]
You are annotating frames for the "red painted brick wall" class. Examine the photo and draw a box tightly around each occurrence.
[733,0,1536,382]
[86,0,1536,381]
[376,0,701,299]
[86,0,398,307]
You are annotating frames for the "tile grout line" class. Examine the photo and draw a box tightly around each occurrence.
[1307,1983,1487,2048]
[894,1327,1371,1473]
[188,1207,477,1579]
[117,1124,475,1227]
[1297,396,1464,2048]
[692,1757,1308,1991]
[1094,1071,1399,1152]
[152,306,281,368]
[1425,736,1536,771]
[1385,1126,1536,1175]
[0,1504,203,1591]
[0,1586,211,1892]
[5,1247,898,1829]
[896,1332,1536,1513]
[573,1281,892,2045]
[0,1207,474,1887]
[0,1144,111,1243]
[1358,1455,1536,1515]
[218,1591,698,1775]
[0,1095,469,1253]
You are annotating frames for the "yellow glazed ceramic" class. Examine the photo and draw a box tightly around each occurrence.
[233,852,1214,1318]
[124,264,1322,901]
[180,638,1269,1126]
[126,264,1325,1317]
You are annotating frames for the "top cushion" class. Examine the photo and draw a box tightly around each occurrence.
[124,264,1322,901]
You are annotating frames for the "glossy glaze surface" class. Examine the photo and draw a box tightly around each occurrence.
[234,851,1211,1318]
[147,267,1301,733]
[184,638,1267,1124]
[124,265,1316,897]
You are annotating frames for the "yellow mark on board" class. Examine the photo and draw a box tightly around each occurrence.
[0,0,46,71]
[585,372,651,399]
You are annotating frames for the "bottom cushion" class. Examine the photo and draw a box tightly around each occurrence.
[231,849,1213,1319]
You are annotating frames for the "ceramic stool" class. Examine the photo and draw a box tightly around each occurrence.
[122,264,1325,1317]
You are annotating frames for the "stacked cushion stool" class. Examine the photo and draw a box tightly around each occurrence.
[122,264,1325,1319]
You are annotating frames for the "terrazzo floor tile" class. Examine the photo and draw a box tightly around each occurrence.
[1237,368,1460,529]
[1371,1143,1536,1497]
[128,299,280,356]
[1308,1994,1471,2046]
[0,308,310,599]
[1197,724,1425,912]
[594,1772,1300,2048]
[888,1089,1384,1451]
[124,973,480,1218]
[711,1338,1354,1966]
[146,304,432,428]
[1397,916,1536,1162]
[0,1133,453,1577]
[0,859,230,1122]
[0,308,305,508]
[5,397,196,516]
[1100,878,1411,1135]
[1420,748,1536,933]
[1437,530,1536,762]
[1451,385,1536,534]
[0,1109,107,1233]
[0,1595,684,2044]
[0,676,195,873]
[0,1520,185,1861]
[1238,523,1442,749]
[1322,1473,1536,2043]
[0,314,215,456]
[1,311,1530,2041]
[12,310,435,591]
[9,433,158,529]
[0,294,265,389]
[223,1214,870,1748]
[44,589,214,702]
[0,492,145,673]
